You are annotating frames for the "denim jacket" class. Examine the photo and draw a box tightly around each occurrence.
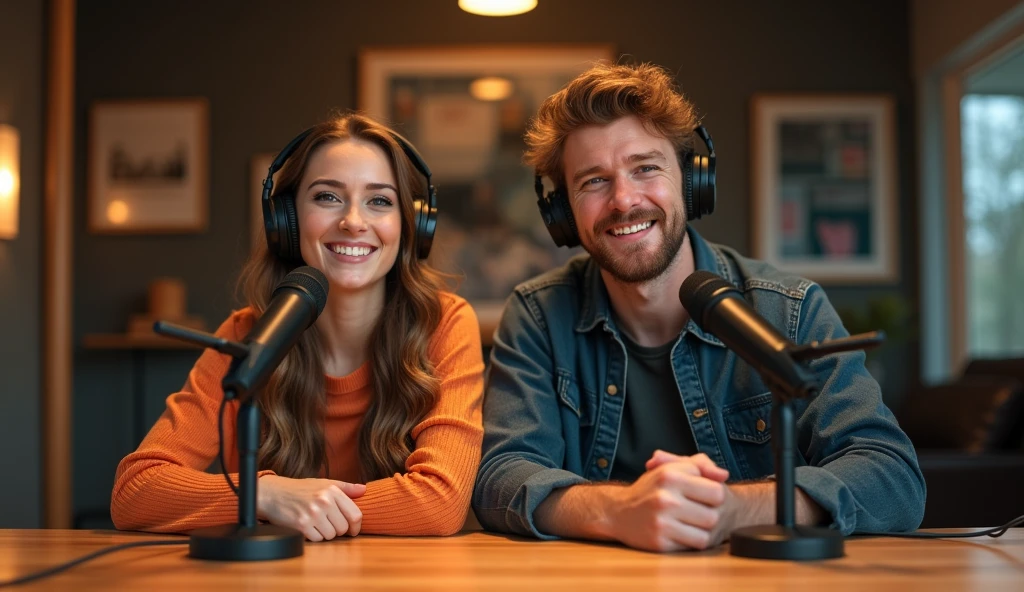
[473,227,925,538]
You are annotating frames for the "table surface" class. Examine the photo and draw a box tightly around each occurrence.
[1,529,1022,591]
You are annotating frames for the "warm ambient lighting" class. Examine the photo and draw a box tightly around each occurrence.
[470,76,514,101]
[0,124,19,240]
[106,199,130,225]
[459,0,537,17]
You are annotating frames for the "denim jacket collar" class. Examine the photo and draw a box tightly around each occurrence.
[575,226,732,348]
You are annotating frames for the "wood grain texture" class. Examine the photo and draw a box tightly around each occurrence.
[1,529,1022,591]
[43,0,75,530]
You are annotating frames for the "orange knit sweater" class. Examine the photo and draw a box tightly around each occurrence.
[111,292,484,536]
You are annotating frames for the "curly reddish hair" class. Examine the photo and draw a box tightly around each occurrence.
[524,62,699,188]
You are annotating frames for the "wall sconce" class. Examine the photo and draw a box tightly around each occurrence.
[459,0,537,17]
[0,124,19,240]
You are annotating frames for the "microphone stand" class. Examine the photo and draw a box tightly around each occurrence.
[154,322,304,561]
[729,331,885,561]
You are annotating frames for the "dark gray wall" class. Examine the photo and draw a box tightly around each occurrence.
[71,0,919,522]
[0,0,44,528]
[911,0,1024,75]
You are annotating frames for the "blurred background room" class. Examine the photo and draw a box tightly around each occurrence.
[1,0,1023,532]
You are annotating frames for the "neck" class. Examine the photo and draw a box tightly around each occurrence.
[315,281,385,377]
[600,232,696,347]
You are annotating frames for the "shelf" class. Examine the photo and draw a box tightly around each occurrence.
[81,333,203,351]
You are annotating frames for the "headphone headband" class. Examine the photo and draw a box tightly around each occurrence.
[261,127,313,204]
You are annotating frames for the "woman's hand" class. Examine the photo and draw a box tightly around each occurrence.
[257,475,367,541]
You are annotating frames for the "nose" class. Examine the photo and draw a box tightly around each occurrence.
[608,174,640,212]
[340,205,367,233]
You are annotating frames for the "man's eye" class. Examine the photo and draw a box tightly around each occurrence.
[582,177,605,187]
[638,165,659,173]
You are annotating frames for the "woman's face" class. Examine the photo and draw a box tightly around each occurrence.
[295,138,403,295]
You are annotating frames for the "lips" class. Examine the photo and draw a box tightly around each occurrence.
[595,208,665,236]
[610,220,654,236]
[326,243,376,257]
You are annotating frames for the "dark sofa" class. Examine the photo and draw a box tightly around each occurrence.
[897,358,1024,528]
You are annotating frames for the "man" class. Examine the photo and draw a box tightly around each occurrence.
[472,62,925,552]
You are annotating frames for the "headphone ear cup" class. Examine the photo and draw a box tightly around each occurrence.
[271,194,301,263]
[262,195,280,255]
[691,153,715,219]
[413,195,438,260]
[541,188,580,248]
[534,175,579,248]
[683,151,696,221]
[682,152,716,221]
[284,196,301,262]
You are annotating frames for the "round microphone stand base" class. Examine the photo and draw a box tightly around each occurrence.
[188,523,304,561]
[729,525,844,560]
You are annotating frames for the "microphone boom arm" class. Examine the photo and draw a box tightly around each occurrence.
[679,270,889,559]
[787,331,886,362]
[731,331,886,560]
[153,321,250,359]
[148,266,329,562]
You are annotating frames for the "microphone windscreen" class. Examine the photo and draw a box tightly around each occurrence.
[276,266,330,316]
[678,270,736,325]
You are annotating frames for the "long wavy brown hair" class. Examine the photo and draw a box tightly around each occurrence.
[237,112,445,482]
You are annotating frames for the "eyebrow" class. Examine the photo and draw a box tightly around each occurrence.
[570,150,670,184]
[306,178,398,193]
[628,150,669,164]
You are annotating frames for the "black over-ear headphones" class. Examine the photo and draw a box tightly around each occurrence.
[534,125,717,248]
[262,127,438,262]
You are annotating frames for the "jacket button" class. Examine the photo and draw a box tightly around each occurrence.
[606,384,618,396]
[756,418,766,432]
[692,408,708,419]
[596,458,609,469]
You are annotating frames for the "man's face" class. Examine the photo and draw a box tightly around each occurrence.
[562,115,687,284]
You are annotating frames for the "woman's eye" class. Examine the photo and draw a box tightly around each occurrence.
[314,191,340,202]
[369,195,394,207]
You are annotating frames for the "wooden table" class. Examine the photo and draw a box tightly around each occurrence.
[1,529,1022,590]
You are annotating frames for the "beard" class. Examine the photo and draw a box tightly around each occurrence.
[586,207,687,284]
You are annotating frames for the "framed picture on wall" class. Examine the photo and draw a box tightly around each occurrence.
[750,94,898,283]
[359,44,615,339]
[88,99,209,233]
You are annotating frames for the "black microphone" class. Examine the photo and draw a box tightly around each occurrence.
[223,266,329,399]
[679,270,814,396]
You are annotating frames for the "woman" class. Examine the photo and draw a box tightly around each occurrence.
[111,113,484,540]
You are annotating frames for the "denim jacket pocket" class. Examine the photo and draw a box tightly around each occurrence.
[556,368,596,427]
[722,392,774,479]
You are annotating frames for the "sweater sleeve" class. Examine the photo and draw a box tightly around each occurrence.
[110,310,276,533]
[356,294,485,536]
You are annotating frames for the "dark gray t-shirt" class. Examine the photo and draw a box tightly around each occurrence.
[609,331,699,483]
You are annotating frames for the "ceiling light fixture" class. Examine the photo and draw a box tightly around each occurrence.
[459,0,537,17]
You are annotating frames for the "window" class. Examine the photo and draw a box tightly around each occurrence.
[960,94,1024,356]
